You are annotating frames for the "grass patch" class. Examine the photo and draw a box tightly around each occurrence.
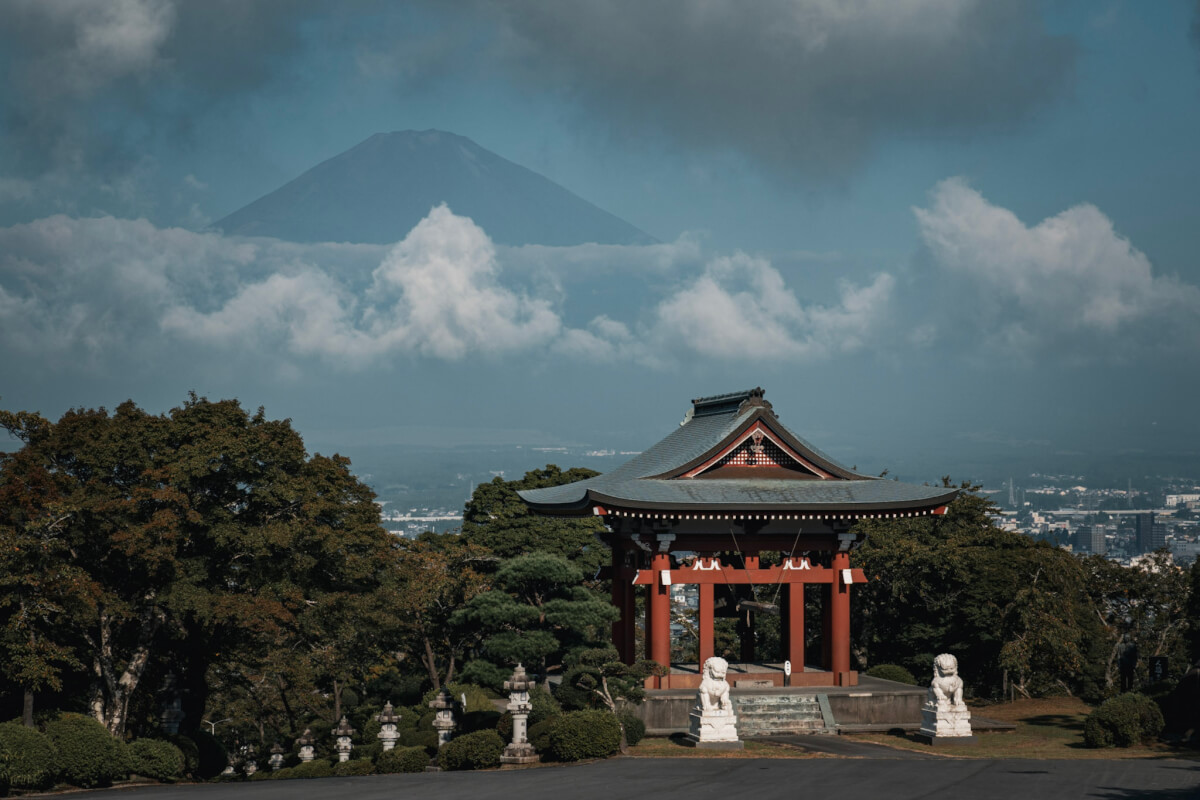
[627,734,818,759]
[850,697,1199,760]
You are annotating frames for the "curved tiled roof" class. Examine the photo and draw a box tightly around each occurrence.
[519,388,957,515]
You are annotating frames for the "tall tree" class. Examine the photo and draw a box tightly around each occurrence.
[461,466,608,580]
[0,397,399,737]
[392,532,490,690]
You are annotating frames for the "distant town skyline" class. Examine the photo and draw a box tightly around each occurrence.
[1,1,1198,478]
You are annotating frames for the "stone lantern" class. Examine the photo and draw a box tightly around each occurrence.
[243,744,257,776]
[295,728,316,763]
[500,663,539,765]
[376,702,402,751]
[268,742,286,771]
[430,687,457,747]
[332,716,356,762]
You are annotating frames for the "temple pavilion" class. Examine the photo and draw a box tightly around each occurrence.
[519,388,957,689]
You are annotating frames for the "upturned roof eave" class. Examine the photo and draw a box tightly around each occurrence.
[519,485,960,516]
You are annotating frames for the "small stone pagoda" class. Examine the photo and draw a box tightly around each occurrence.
[519,388,957,688]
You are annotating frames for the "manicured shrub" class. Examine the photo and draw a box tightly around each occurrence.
[43,713,130,788]
[290,759,334,778]
[167,734,200,776]
[269,766,294,780]
[250,769,274,781]
[1083,693,1164,748]
[128,738,185,782]
[399,728,438,755]
[864,664,918,685]
[438,730,504,771]
[555,667,598,710]
[548,710,621,762]
[528,717,558,752]
[0,721,58,789]
[376,746,429,774]
[190,730,228,779]
[333,758,375,776]
[530,685,562,725]
[617,712,645,747]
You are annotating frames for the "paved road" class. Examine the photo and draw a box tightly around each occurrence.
[77,757,1200,800]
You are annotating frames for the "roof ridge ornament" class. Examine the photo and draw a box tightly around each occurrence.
[691,387,771,418]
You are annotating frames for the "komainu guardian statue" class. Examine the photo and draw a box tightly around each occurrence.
[918,653,974,743]
[687,656,742,748]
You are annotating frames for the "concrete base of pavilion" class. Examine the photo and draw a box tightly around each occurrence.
[634,671,928,737]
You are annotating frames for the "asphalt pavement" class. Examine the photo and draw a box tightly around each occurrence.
[74,757,1200,800]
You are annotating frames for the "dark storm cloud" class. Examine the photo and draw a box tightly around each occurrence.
[478,0,1076,178]
[0,0,314,182]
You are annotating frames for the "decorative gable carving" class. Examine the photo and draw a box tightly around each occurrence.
[679,422,835,480]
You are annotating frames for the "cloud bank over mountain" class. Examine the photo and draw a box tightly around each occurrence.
[4,181,1195,386]
[1,206,899,375]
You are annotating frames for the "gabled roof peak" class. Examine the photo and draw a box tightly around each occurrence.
[691,387,772,418]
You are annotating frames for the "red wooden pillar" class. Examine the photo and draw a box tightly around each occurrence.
[698,582,714,666]
[820,585,832,670]
[785,582,805,670]
[649,552,672,685]
[831,550,851,680]
[611,544,626,662]
[622,582,637,664]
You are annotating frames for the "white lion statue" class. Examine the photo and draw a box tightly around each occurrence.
[697,656,732,714]
[928,653,964,707]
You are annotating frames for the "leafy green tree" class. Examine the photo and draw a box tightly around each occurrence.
[391,532,490,690]
[559,646,662,752]
[460,466,608,580]
[852,479,1103,697]
[451,552,618,688]
[0,397,400,738]
[1081,551,1191,694]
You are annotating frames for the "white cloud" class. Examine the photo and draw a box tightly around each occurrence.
[914,177,1200,356]
[649,253,894,361]
[0,206,900,375]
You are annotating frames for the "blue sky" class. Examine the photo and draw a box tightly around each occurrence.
[2,1,1199,482]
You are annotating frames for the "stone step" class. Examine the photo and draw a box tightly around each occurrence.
[739,719,826,732]
[732,695,828,735]
[736,711,823,723]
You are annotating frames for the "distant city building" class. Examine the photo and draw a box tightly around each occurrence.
[1166,494,1200,507]
[1136,513,1167,554]
[1077,523,1107,555]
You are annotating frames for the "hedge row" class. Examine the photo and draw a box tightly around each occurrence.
[0,715,187,791]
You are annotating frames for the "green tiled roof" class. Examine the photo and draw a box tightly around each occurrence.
[519,388,957,514]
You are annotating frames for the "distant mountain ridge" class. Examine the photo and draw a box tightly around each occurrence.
[214,130,655,247]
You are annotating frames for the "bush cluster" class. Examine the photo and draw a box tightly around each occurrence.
[1083,693,1165,748]
[128,738,185,782]
[864,664,918,685]
[547,710,621,762]
[438,729,504,771]
[617,712,645,746]
[333,758,375,776]
[289,759,335,778]
[375,746,429,774]
[167,734,200,776]
[528,718,557,752]
[44,713,129,788]
[0,721,58,790]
